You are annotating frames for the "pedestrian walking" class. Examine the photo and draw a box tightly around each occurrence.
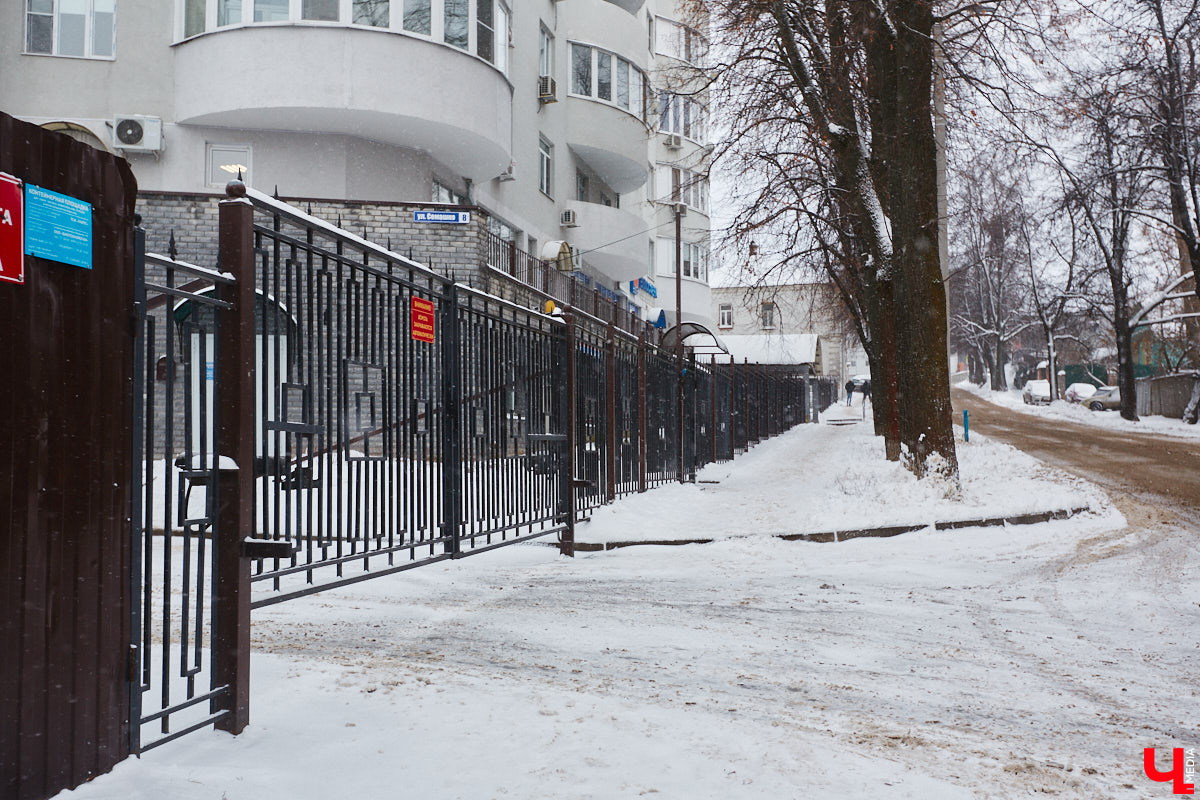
[845,380,854,406]
[862,379,872,403]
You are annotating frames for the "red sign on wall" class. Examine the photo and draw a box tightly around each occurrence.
[411,296,436,343]
[0,173,24,285]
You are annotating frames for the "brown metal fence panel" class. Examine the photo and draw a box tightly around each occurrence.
[0,113,138,800]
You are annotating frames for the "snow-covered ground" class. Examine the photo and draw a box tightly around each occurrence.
[581,400,1098,545]
[59,409,1199,800]
[959,381,1200,440]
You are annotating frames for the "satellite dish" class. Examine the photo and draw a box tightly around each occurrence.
[116,118,144,145]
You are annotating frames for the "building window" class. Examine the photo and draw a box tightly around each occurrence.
[26,0,116,59]
[302,0,338,20]
[538,137,553,198]
[188,0,505,66]
[443,0,468,47]
[575,170,589,202]
[654,16,707,66]
[567,42,645,119]
[403,0,431,34]
[255,0,288,21]
[207,143,252,188]
[718,304,733,328]
[658,92,707,142]
[539,24,553,76]
[474,0,493,60]
[184,0,205,35]
[432,179,468,205]
[761,302,777,330]
[659,165,709,213]
[353,0,389,26]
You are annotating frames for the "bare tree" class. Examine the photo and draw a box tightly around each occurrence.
[699,0,958,477]
[948,147,1037,389]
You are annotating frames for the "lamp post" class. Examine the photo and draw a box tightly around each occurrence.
[675,202,685,483]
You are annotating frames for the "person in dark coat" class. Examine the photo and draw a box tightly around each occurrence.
[861,379,872,403]
[845,379,854,406]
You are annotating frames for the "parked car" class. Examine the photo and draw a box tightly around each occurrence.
[1064,383,1099,404]
[1022,379,1051,405]
[1087,386,1121,411]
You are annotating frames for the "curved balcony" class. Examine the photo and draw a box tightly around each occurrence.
[563,201,648,282]
[560,0,648,67]
[566,100,649,195]
[173,25,512,181]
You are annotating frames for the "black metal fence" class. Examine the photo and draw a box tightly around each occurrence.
[131,183,836,754]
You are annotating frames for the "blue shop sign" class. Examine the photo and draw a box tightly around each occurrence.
[24,183,93,270]
[637,276,658,298]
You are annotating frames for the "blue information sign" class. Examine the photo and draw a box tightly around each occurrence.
[413,209,471,224]
[23,184,93,270]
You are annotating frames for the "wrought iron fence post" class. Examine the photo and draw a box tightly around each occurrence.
[441,283,463,556]
[605,321,616,502]
[728,358,735,460]
[561,313,577,556]
[710,355,717,466]
[214,181,256,735]
[637,329,647,493]
[128,221,147,754]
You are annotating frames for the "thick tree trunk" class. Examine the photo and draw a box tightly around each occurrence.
[888,0,958,478]
[868,280,902,460]
[992,338,1008,391]
[1114,318,1140,422]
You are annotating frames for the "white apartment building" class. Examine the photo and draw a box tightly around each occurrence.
[3,0,715,329]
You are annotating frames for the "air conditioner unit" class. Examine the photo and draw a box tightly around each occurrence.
[112,115,163,152]
[538,76,558,103]
[498,161,516,182]
[665,133,683,149]
[560,209,578,227]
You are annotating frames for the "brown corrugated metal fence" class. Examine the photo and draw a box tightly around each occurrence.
[1,112,139,800]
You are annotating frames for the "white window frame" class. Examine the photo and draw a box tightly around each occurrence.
[718,303,733,328]
[432,178,468,204]
[183,0,507,69]
[658,91,706,143]
[761,302,777,330]
[657,164,709,214]
[566,41,645,120]
[25,0,117,60]
[653,16,707,66]
[538,137,553,198]
[539,23,554,77]
[206,143,253,188]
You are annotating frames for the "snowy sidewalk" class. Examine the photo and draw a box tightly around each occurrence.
[576,399,1101,548]
[59,409,1200,800]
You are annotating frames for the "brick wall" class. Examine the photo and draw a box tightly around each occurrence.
[136,191,492,289]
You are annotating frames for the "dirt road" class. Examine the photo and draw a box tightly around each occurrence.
[952,387,1200,519]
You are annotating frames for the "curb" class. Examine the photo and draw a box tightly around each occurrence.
[568,506,1092,551]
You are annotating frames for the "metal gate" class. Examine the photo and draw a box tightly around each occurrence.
[130,241,233,752]
[127,184,830,758]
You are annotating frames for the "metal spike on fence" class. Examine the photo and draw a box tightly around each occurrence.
[307,203,313,215]
[168,231,178,261]
[273,185,280,199]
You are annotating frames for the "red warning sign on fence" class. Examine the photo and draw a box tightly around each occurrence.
[411,296,436,343]
[0,173,24,285]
